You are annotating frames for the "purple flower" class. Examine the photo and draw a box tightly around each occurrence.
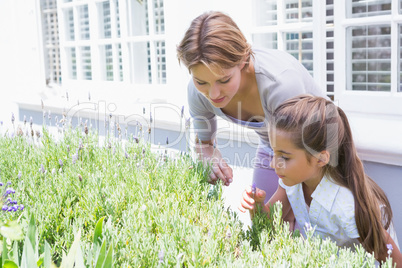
[11,113,15,124]
[5,188,15,195]
[59,159,63,167]
[41,164,45,173]
[18,171,22,179]
[0,182,3,187]
[166,137,169,145]
[181,106,184,118]
[2,205,8,211]
[251,183,256,197]
[158,250,164,263]
[387,243,393,255]
[19,205,24,211]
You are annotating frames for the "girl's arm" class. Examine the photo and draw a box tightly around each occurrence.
[239,185,293,223]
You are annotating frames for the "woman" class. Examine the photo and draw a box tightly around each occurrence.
[176,11,327,202]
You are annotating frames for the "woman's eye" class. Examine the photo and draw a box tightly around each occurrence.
[196,81,206,85]
[220,78,231,84]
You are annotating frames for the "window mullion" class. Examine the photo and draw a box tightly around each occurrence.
[72,5,82,80]
[88,1,100,81]
[109,0,120,81]
[391,4,399,94]
[118,0,130,83]
[312,0,327,93]
[147,0,157,83]
[333,0,346,98]
[277,0,285,50]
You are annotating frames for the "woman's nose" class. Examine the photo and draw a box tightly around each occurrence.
[209,84,220,99]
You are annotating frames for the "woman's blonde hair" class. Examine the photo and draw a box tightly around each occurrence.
[176,11,253,74]
[271,95,393,259]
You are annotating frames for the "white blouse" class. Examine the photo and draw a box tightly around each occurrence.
[279,176,400,250]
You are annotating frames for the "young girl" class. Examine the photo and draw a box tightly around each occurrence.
[239,95,401,266]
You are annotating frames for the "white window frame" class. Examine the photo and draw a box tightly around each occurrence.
[333,0,402,116]
[57,0,168,98]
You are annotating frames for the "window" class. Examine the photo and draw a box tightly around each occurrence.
[58,0,165,84]
[252,0,334,99]
[41,0,61,84]
[334,0,402,115]
[252,0,402,113]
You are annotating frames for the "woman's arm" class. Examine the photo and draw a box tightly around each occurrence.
[195,138,233,186]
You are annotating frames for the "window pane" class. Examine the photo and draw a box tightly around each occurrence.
[99,1,111,39]
[79,5,90,40]
[348,0,391,18]
[155,41,166,83]
[285,32,313,74]
[326,30,334,94]
[67,47,77,79]
[347,25,391,91]
[118,43,123,81]
[128,0,149,36]
[252,32,278,49]
[285,0,313,23]
[101,44,113,81]
[326,0,334,24]
[153,0,164,34]
[254,0,277,26]
[116,0,121,37]
[80,46,92,80]
[129,42,151,84]
[64,8,75,41]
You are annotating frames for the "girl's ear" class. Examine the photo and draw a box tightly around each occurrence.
[317,150,330,167]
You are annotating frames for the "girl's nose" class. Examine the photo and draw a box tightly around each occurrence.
[269,157,275,169]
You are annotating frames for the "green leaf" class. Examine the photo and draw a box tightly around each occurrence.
[44,241,51,268]
[27,214,36,252]
[3,260,19,268]
[93,216,105,254]
[94,240,106,268]
[103,242,113,268]
[20,235,36,268]
[2,237,8,266]
[0,221,23,241]
[11,241,18,265]
[60,229,81,268]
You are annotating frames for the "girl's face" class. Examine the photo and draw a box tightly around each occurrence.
[269,130,323,190]
[191,63,245,108]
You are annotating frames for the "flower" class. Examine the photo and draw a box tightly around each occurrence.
[304,222,313,232]
[18,171,22,179]
[1,182,23,213]
[251,183,256,197]
[59,159,63,167]
[387,243,393,255]
[158,250,164,263]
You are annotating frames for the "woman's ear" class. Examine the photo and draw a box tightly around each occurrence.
[317,150,330,167]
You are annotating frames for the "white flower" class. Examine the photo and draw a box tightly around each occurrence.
[141,205,147,211]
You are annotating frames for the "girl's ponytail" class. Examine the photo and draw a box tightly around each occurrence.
[330,107,392,258]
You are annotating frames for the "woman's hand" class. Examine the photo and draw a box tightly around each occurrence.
[195,140,233,186]
[238,185,266,217]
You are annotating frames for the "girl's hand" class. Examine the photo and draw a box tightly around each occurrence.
[196,141,233,186]
[239,185,266,217]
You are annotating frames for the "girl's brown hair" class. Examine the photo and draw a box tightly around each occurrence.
[271,94,392,259]
[176,11,253,74]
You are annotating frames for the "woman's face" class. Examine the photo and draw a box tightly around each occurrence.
[191,63,244,108]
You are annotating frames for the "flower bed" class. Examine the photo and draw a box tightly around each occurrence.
[0,121,394,267]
